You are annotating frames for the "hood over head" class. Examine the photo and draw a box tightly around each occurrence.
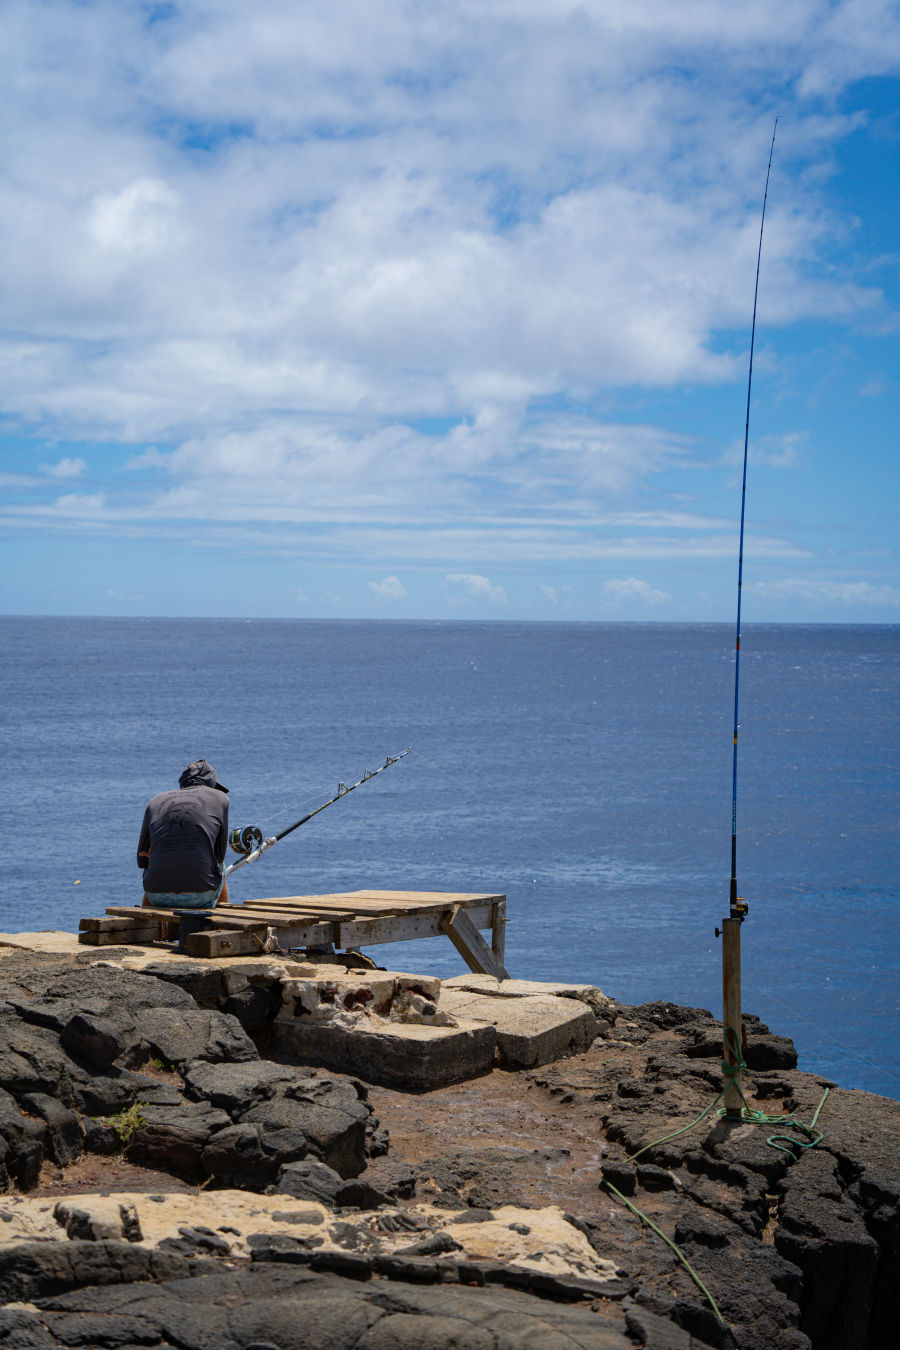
[179,759,228,793]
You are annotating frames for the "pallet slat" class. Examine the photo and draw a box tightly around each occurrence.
[206,910,354,927]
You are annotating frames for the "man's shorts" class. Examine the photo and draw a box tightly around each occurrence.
[143,877,225,910]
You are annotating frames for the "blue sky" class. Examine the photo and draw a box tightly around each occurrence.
[1,1,898,621]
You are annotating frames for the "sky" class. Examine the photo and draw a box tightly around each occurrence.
[1,0,899,622]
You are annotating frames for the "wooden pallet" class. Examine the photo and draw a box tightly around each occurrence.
[78,890,509,978]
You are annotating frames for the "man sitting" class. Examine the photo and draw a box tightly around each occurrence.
[138,759,230,909]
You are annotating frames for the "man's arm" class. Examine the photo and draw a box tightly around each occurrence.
[137,806,151,869]
[214,800,229,866]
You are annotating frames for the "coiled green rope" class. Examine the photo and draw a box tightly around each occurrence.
[719,1024,830,1154]
[600,1025,831,1327]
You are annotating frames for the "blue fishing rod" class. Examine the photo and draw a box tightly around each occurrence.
[720,118,778,1115]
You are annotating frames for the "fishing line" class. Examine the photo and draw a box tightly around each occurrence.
[259,790,336,831]
[730,115,778,914]
[260,783,350,831]
[225,750,411,878]
[255,749,411,832]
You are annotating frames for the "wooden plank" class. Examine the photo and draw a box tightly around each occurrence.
[345,890,503,901]
[235,893,360,907]
[189,917,350,958]
[233,893,502,917]
[232,899,404,916]
[341,891,505,909]
[439,905,509,980]
[237,893,445,910]
[81,916,159,933]
[78,928,160,947]
[106,906,174,919]
[206,910,354,929]
[335,913,448,948]
[235,898,416,915]
[207,913,338,939]
[335,901,495,950]
[185,929,261,958]
[228,902,358,917]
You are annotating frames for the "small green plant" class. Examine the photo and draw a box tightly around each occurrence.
[142,1056,166,1072]
[104,1102,147,1148]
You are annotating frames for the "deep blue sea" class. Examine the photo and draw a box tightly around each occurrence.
[0,618,896,1100]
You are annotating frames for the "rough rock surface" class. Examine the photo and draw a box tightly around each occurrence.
[0,1253,646,1349]
[0,946,896,1350]
[0,951,373,1188]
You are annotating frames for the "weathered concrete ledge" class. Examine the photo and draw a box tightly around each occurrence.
[0,932,611,1087]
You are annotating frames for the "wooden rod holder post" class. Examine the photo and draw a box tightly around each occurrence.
[721,915,744,1118]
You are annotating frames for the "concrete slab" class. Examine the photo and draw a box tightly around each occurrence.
[438,988,600,1068]
[273,1016,497,1090]
[279,971,442,1021]
[442,973,614,1021]
[0,931,88,956]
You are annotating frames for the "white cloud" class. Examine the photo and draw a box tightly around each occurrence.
[0,0,889,454]
[368,575,407,600]
[723,430,809,471]
[604,576,672,605]
[540,583,573,606]
[444,573,508,604]
[87,179,181,255]
[0,0,896,601]
[125,447,168,471]
[753,578,900,606]
[49,492,106,516]
[39,456,85,478]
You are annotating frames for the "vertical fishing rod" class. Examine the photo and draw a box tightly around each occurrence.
[721,117,778,1116]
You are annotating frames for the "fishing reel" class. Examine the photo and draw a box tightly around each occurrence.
[229,824,264,856]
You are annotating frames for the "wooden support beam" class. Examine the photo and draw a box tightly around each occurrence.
[185,928,262,958]
[439,905,509,980]
[192,917,338,954]
[81,915,163,933]
[105,906,177,920]
[491,899,506,966]
[78,927,161,946]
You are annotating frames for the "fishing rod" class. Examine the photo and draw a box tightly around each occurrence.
[223,748,412,877]
[720,118,778,1116]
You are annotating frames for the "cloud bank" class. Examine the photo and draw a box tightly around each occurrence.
[1,1,898,616]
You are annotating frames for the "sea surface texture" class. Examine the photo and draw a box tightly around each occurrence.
[0,618,896,1100]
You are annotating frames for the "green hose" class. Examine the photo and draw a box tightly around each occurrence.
[600,1025,831,1327]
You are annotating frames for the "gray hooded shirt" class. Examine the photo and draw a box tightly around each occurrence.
[137,761,229,894]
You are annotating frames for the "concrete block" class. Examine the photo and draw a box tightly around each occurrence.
[438,989,599,1069]
[272,1017,496,1090]
[278,970,443,1022]
[442,974,613,1021]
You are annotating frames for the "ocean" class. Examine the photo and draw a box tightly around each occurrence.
[0,617,896,1100]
